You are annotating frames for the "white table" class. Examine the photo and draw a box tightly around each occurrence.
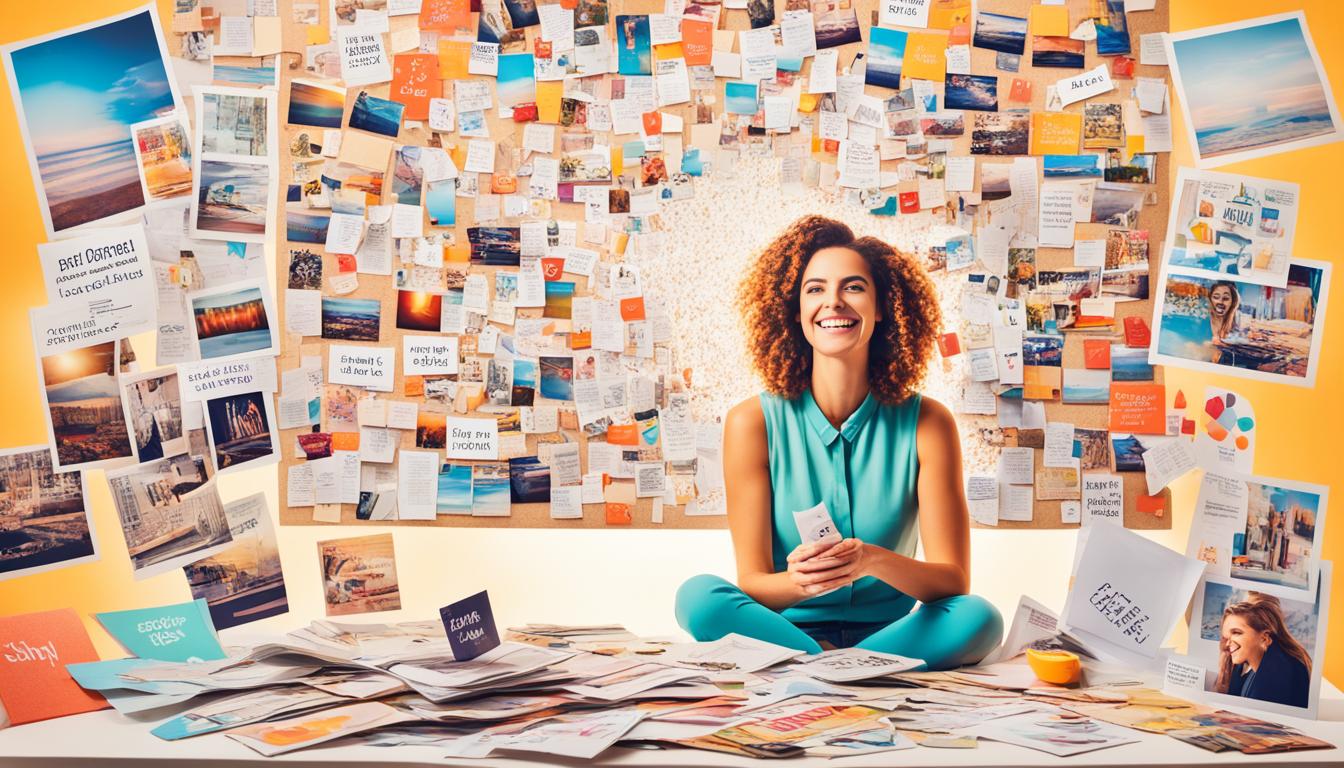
[1,685,1342,767]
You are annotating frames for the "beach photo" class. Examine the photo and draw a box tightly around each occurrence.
[191,158,271,240]
[205,390,278,472]
[198,87,271,157]
[811,0,861,49]
[319,533,402,616]
[288,79,346,128]
[2,5,181,236]
[945,74,998,112]
[973,11,1027,56]
[1111,345,1155,381]
[437,464,473,515]
[131,114,192,204]
[497,54,537,115]
[725,81,760,116]
[1151,261,1330,387]
[1094,0,1130,55]
[396,290,443,332]
[1032,36,1084,69]
[1168,12,1342,167]
[105,458,230,578]
[472,463,512,516]
[1163,167,1299,287]
[322,296,382,341]
[38,340,134,471]
[1043,154,1102,178]
[971,112,1029,155]
[426,179,456,226]
[865,27,906,91]
[349,90,405,137]
[189,280,277,360]
[0,445,96,582]
[121,369,186,463]
[286,204,331,244]
[616,15,651,75]
[184,492,288,630]
[213,56,279,88]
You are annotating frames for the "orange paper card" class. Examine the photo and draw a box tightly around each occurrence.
[1030,112,1082,155]
[437,39,472,79]
[1083,338,1111,369]
[391,54,442,121]
[1109,383,1166,435]
[0,609,106,724]
[420,0,471,32]
[619,296,647,321]
[1029,5,1069,37]
[606,424,639,445]
[903,32,948,81]
[682,18,713,66]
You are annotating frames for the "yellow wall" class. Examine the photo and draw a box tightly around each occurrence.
[0,0,1340,686]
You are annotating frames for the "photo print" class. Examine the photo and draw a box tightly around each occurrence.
[318,533,402,616]
[183,492,288,630]
[205,390,280,474]
[0,445,98,582]
[1163,167,1300,288]
[106,456,231,579]
[188,278,279,362]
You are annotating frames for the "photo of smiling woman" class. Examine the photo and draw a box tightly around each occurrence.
[675,216,1003,670]
[1215,594,1312,709]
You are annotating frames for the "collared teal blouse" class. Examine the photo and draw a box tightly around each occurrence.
[760,389,922,624]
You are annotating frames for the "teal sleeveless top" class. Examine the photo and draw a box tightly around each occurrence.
[760,389,922,624]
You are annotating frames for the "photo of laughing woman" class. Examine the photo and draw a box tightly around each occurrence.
[675,216,1003,670]
[1215,594,1311,709]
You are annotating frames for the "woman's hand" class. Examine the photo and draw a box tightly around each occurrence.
[786,538,868,596]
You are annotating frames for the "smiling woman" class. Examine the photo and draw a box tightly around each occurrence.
[674,215,1003,670]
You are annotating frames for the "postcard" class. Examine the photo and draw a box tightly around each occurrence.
[322,296,382,341]
[0,445,97,582]
[95,598,225,662]
[1186,471,1327,598]
[204,389,280,473]
[1,4,183,237]
[106,460,232,579]
[29,319,135,472]
[1170,562,1331,719]
[1162,167,1300,288]
[229,701,413,756]
[183,492,288,630]
[0,609,107,724]
[865,27,905,91]
[318,533,402,616]
[130,114,193,205]
[349,89,405,137]
[971,112,1029,155]
[1149,260,1330,387]
[187,277,279,362]
[1166,12,1342,167]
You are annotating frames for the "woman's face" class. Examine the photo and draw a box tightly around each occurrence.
[1209,285,1236,318]
[1222,614,1270,668]
[798,247,881,360]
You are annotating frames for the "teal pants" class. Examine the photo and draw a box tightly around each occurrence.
[675,574,1003,671]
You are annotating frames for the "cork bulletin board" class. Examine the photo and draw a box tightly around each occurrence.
[272,0,1173,530]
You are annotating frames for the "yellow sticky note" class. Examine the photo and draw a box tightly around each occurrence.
[798,93,820,113]
[654,42,684,60]
[252,16,282,56]
[438,39,472,79]
[1029,112,1082,155]
[536,80,563,123]
[902,32,948,81]
[305,24,330,46]
[339,131,395,170]
[1030,5,1069,38]
[1126,134,1146,157]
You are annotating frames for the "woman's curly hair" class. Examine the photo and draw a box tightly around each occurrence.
[738,215,942,404]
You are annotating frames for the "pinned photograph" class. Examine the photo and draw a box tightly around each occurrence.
[1163,167,1300,288]
[198,87,272,157]
[191,158,272,241]
[188,279,278,361]
[472,463,512,517]
[121,368,188,462]
[970,112,1029,155]
[468,227,522,265]
[973,11,1027,56]
[318,533,402,616]
[35,339,134,472]
[1083,103,1124,149]
[1150,261,1330,387]
[811,0,861,49]
[322,296,382,341]
[437,464,474,515]
[1103,150,1155,184]
[396,290,443,332]
[130,114,192,205]
[349,90,405,137]
[183,492,288,630]
[2,4,182,236]
[106,457,231,579]
[615,15,651,76]
[205,390,280,473]
[944,74,998,112]
[1167,12,1342,167]
[288,79,347,128]
[1032,36,1084,69]
[865,27,905,91]
[1093,0,1130,55]
[0,445,97,582]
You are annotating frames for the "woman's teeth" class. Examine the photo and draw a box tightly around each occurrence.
[818,318,856,329]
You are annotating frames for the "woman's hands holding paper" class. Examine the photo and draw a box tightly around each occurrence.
[786,538,869,596]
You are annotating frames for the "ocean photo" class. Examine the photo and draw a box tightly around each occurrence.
[973,11,1027,56]
[472,464,512,516]
[1032,36,1084,68]
[286,208,330,244]
[1173,15,1340,162]
[349,90,405,137]
[945,74,998,112]
[437,464,474,514]
[1043,154,1102,177]
[195,159,269,235]
[725,81,760,115]
[213,61,278,87]
[6,8,178,233]
[1094,0,1130,55]
[539,356,574,401]
[322,296,382,341]
[812,0,862,49]
[616,15,651,75]
[426,179,456,226]
[1111,345,1155,381]
[1062,370,1110,404]
[288,80,345,129]
[497,54,537,112]
[865,27,906,91]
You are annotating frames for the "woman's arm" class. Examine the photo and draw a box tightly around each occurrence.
[850,397,971,603]
[723,398,835,610]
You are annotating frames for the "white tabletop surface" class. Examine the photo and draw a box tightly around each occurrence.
[1,684,1343,768]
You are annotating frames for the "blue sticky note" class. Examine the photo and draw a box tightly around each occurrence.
[439,591,500,661]
[95,599,224,663]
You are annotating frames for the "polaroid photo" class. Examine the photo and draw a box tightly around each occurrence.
[318,533,402,616]
[0,445,98,583]
[204,389,281,475]
[1170,562,1331,719]
[1166,12,1343,168]
[189,85,278,243]
[1162,167,1300,289]
[1,4,184,238]
[105,457,232,579]
[1187,471,1328,599]
[120,367,190,463]
[30,321,135,473]
[130,112,194,207]
[1149,260,1330,388]
[187,278,279,363]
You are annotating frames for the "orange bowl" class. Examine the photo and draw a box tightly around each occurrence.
[1026,648,1081,685]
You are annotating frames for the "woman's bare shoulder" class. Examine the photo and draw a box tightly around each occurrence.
[915,395,959,449]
